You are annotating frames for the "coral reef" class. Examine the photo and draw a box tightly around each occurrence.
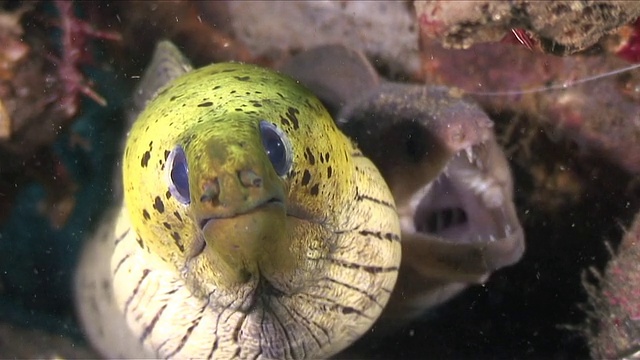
[0,1,118,226]
[585,213,640,359]
[418,38,640,177]
[416,1,640,55]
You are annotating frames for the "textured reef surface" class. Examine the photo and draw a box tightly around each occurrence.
[0,1,639,358]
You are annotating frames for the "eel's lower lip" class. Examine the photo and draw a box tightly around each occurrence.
[197,197,284,230]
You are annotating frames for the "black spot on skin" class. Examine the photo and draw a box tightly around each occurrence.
[342,306,357,314]
[221,69,235,73]
[153,196,165,213]
[165,190,172,199]
[141,151,151,167]
[213,85,222,90]
[319,153,325,163]
[325,152,330,161]
[306,148,316,165]
[157,87,169,98]
[198,101,213,107]
[164,150,171,160]
[149,141,153,150]
[251,101,263,108]
[280,115,291,128]
[101,279,111,294]
[301,169,311,186]
[235,76,250,81]
[327,166,333,178]
[286,107,300,129]
[142,209,151,220]
[171,232,184,252]
[235,108,243,112]
[170,95,180,102]
[310,184,320,196]
[183,135,196,149]
[385,233,400,241]
[174,211,183,222]
[136,237,145,249]
[163,222,172,230]
[230,90,237,94]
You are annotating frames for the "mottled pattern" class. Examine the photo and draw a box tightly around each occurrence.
[75,59,400,359]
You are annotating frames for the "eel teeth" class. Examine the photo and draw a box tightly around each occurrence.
[464,147,474,163]
[474,158,484,170]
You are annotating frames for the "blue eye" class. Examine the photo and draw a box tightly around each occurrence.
[259,121,291,176]
[167,146,190,204]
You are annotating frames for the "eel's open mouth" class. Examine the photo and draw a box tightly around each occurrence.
[414,150,511,243]
[401,138,524,270]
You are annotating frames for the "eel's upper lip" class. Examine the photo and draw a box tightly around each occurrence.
[197,197,284,230]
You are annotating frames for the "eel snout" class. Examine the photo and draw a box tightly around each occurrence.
[386,131,524,324]
[407,135,524,274]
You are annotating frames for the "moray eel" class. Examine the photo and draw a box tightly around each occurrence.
[281,45,525,325]
[74,42,401,359]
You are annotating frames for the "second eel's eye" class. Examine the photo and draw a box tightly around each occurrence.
[259,120,292,176]
[167,145,190,204]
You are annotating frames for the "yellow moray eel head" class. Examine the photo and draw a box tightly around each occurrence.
[117,43,400,358]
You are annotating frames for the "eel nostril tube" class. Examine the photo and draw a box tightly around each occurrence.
[200,177,220,203]
[238,169,263,188]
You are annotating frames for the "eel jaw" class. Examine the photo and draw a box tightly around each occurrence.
[184,198,292,308]
[400,137,525,271]
[376,136,525,324]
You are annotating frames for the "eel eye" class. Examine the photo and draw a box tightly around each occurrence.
[167,146,190,204]
[259,120,292,176]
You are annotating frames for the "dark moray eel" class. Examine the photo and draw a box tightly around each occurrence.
[280,45,525,325]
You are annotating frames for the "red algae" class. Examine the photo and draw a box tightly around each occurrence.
[615,18,640,64]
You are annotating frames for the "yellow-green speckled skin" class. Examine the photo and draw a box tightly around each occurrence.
[75,62,401,359]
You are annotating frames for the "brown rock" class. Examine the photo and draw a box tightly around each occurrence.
[416,1,640,55]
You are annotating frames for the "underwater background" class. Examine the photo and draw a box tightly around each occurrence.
[1,1,640,358]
